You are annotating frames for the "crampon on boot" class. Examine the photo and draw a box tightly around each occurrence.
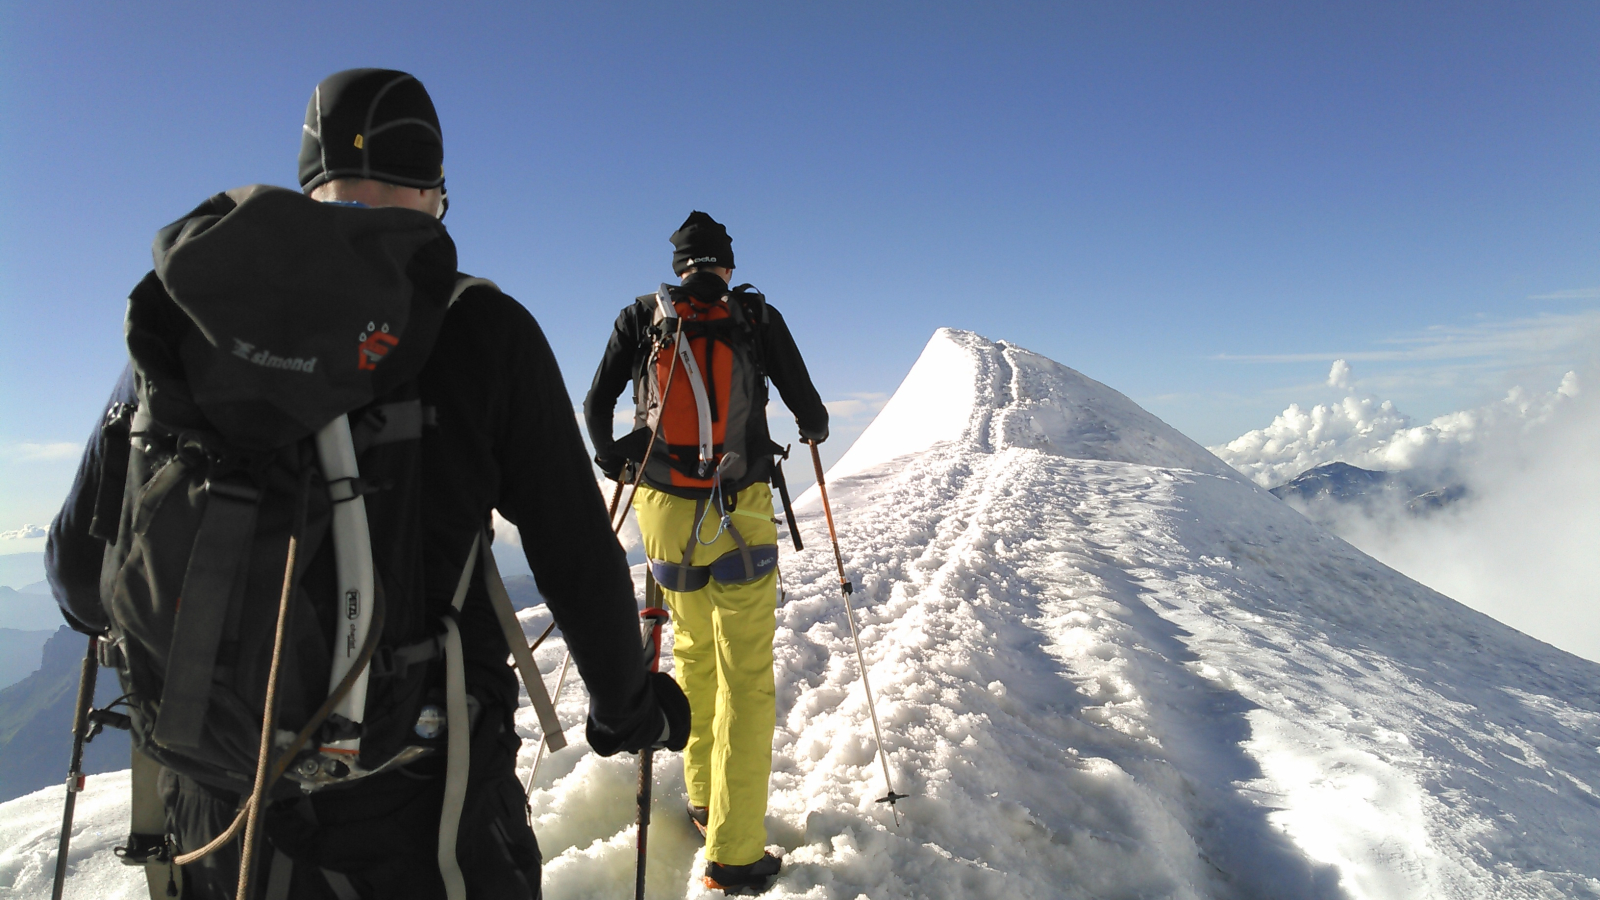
[704,851,782,895]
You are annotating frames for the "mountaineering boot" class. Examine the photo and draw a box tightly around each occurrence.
[688,804,709,838]
[704,852,782,895]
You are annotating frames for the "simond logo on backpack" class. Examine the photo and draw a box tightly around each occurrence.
[231,338,318,373]
[357,322,399,371]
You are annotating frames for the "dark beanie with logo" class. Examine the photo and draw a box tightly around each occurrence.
[299,69,445,193]
[671,211,734,275]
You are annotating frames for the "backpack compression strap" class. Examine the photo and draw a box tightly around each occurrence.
[437,532,478,900]
[152,475,261,753]
[478,528,565,751]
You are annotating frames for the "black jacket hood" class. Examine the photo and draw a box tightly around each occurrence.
[135,185,458,449]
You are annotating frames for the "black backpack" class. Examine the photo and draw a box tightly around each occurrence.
[94,186,469,796]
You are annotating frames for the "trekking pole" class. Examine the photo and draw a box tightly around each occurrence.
[522,652,572,794]
[807,440,908,824]
[523,442,642,798]
[635,596,670,900]
[51,634,99,900]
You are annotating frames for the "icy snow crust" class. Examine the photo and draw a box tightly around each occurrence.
[13,328,1600,899]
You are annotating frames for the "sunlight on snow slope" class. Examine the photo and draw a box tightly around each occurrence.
[10,329,1600,900]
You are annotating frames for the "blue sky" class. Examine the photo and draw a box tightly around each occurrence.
[2,1,1597,544]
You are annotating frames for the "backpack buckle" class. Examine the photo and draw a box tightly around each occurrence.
[97,636,127,670]
[370,645,396,679]
[204,477,261,504]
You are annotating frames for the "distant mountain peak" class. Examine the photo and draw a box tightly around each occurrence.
[827,328,1240,483]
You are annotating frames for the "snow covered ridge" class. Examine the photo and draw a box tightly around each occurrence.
[824,328,1242,485]
[12,329,1600,899]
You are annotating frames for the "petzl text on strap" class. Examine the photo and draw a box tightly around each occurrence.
[479,529,566,752]
[153,477,261,752]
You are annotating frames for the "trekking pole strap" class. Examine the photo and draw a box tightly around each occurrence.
[479,528,566,751]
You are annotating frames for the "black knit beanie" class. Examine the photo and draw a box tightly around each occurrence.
[299,69,445,193]
[671,211,734,275]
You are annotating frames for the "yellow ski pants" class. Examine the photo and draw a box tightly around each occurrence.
[633,482,778,867]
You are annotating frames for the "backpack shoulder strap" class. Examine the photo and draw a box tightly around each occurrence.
[449,275,501,308]
[476,529,565,750]
[726,285,770,376]
[729,284,769,326]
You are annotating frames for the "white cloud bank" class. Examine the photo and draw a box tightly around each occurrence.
[4,442,80,463]
[1,524,47,541]
[1213,360,1579,489]
[1211,361,1600,662]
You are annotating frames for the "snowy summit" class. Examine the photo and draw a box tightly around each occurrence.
[7,328,1600,899]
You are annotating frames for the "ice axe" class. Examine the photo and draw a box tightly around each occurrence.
[806,440,909,824]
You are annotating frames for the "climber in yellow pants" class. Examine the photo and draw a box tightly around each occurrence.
[633,480,779,870]
[586,215,829,890]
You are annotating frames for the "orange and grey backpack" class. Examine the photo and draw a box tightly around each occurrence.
[631,282,770,496]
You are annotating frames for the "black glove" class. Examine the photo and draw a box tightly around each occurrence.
[799,425,828,444]
[595,453,627,481]
[649,671,691,752]
[585,671,691,756]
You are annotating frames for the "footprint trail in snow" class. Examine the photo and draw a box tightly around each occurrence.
[8,329,1599,900]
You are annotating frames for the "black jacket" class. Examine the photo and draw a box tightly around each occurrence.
[583,271,829,493]
[47,196,660,753]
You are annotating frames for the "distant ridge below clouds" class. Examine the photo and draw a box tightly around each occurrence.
[0,588,64,632]
[0,629,55,693]
[0,626,128,803]
[0,553,48,592]
[1212,361,1578,488]
[1268,461,1465,523]
[1213,359,1600,663]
